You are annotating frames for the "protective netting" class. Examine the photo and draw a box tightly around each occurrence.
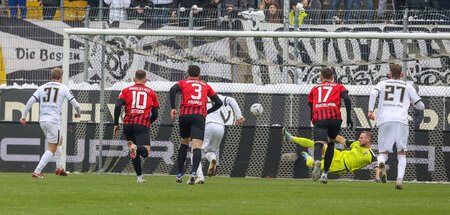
[66,31,450,181]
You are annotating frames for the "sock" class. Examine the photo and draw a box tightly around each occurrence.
[137,174,143,181]
[131,155,142,176]
[306,157,314,168]
[323,142,335,172]
[177,144,189,174]
[321,172,328,177]
[397,154,406,180]
[191,155,204,178]
[191,148,202,175]
[313,143,324,161]
[54,146,63,169]
[378,154,388,165]
[137,146,149,158]
[34,150,54,174]
[205,152,216,163]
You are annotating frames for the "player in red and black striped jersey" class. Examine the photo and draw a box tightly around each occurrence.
[308,67,353,184]
[169,65,223,185]
[113,70,159,183]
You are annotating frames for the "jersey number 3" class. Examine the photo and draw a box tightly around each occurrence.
[317,86,332,103]
[191,83,202,100]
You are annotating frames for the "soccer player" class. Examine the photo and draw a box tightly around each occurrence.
[283,128,380,179]
[113,70,159,183]
[20,68,81,178]
[170,65,223,185]
[308,67,353,183]
[368,64,424,190]
[192,94,245,184]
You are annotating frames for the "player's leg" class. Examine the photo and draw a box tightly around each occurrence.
[133,125,152,183]
[54,136,67,176]
[205,124,224,177]
[377,122,395,183]
[320,119,342,184]
[395,123,409,190]
[176,116,191,183]
[312,120,328,181]
[191,153,205,184]
[188,115,206,185]
[283,127,315,148]
[33,122,59,178]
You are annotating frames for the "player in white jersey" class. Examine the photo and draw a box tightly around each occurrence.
[191,94,245,184]
[20,68,81,178]
[368,64,424,189]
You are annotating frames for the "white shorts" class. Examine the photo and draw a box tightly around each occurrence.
[378,122,408,153]
[40,121,61,144]
[202,123,225,153]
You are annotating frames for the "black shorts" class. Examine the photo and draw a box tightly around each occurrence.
[313,119,343,142]
[123,124,150,146]
[179,114,206,141]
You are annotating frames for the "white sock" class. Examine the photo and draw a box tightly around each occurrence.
[378,154,388,165]
[137,175,143,181]
[205,152,216,162]
[34,150,54,174]
[54,146,63,169]
[321,172,328,177]
[397,154,406,180]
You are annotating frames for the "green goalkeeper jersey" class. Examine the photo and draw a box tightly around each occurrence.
[341,141,377,173]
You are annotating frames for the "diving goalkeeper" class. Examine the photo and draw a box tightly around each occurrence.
[283,128,380,181]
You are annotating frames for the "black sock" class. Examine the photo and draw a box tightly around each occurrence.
[137,146,149,158]
[131,155,142,176]
[177,144,189,174]
[191,148,201,175]
[314,143,324,161]
[323,142,335,172]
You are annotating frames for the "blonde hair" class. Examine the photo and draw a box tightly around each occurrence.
[51,68,63,80]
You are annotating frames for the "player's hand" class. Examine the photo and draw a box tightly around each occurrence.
[347,119,353,129]
[368,111,375,120]
[20,118,27,126]
[171,11,177,18]
[74,114,81,118]
[113,125,119,137]
[171,109,178,120]
[236,117,245,125]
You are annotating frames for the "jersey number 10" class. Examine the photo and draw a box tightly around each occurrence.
[131,91,147,109]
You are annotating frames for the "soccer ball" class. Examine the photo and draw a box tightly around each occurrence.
[250,103,263,117]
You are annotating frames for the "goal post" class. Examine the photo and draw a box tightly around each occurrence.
[61,28,450,181]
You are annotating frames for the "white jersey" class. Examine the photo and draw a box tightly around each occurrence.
[372,79,421,126]
[22,81,78,124]
[206,94,243,125]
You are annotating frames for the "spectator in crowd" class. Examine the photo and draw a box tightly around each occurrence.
[355,0,374,22]
[152,0,173,26]
[265,2,281,23]
[171,0,209,26]
[39,0,60,20]
[87,0,100,20]
[327,0,353,24]
[105,0,131,28]
[223,0,254,12]
[289,0,308,25]
[128,0,153,28]
[378,0,405,18]
[8,0,27,19]
[259,0,279,10]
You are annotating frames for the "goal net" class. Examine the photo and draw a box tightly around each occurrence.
[62,28,450,181]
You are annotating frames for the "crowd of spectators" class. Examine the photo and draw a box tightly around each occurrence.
[4,0,450,27]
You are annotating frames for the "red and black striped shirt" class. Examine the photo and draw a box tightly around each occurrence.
[118,84,159,127]
[177,79,216,117]
[308,81,347,123]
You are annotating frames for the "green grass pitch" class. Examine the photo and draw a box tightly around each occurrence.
[0,173,449,215]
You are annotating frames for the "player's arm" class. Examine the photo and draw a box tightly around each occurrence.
[207,94,223,114]
[368,87,379,120]
[113,98,126,136]
[308,101,313,122]
[335,135,353,148]
[65,88,81,118]
[20,93,39,125]
[169,84,180,119]
[341,90,353,129]
[150,107,159,124]
[226,96,245,124]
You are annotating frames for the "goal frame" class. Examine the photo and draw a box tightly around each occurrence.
[61,28,450,170]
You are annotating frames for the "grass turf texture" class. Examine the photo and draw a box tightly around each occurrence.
[0,173,449,215]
